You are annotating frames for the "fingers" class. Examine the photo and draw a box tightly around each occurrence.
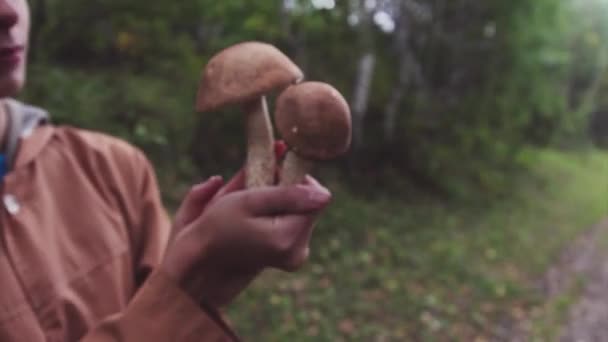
[241,184,331,216]
[283,213,319,271]
[174,176,224,229]
[214,169,245,198]
[303,175,330,192]
[190,176,224,202]
[183,172,329,276]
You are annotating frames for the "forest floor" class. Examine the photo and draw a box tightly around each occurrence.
[557,218,608,342]
[502,218,608,341]
[224,149,608,341]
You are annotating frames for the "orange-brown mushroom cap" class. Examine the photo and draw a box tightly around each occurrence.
[275,82,352,161]
[196,41,304,112]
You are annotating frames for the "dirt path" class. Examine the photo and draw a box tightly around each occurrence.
[499,219,608,341]
[559,219,608,341]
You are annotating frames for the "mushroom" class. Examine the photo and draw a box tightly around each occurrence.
[196,41,303,188]
[274,82,352,185]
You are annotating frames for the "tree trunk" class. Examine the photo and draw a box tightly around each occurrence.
[384,15,410,143]
[384,77,406,142]
[351,52,376,149]
[384,0,428,142]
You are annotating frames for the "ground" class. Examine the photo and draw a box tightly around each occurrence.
[557,219,608,341]
[503,219,608,341]
[225,150,608,341]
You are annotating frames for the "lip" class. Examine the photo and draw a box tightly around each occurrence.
[0,45,24,68]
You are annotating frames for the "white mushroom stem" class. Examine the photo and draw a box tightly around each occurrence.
[279,150,316,266]
[280,151,315,185]
[244,96,275,188]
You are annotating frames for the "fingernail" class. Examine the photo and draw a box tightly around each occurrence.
[308,188,331,205]
[209,175,223,182]
[192,176,222,191]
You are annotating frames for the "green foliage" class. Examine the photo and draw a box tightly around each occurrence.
[20,63,202,196]
[25,0,601,199]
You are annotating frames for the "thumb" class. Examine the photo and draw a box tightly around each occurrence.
[242,185,331,216]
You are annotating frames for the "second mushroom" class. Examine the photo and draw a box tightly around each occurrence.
[274,82,352,185]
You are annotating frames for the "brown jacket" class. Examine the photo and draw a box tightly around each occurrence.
[0,101,238,341]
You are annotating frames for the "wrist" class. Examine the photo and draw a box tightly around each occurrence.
[160,236,209,296]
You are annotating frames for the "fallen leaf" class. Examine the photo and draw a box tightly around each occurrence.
[338,319,356,335]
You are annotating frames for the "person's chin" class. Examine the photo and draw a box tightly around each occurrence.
[0,73,25,98]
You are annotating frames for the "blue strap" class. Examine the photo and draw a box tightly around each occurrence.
[0,154,7,179]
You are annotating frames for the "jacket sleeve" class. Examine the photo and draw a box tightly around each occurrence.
[80,145,240,341]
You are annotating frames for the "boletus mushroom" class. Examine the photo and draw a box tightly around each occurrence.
[275,81,352,185]
[196,41,303,188]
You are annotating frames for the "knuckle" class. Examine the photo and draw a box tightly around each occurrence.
[280,248,310,273]
[272,233,295,257]
[269,219,310,263]
[280,262,301,273]
[269,227,299,258]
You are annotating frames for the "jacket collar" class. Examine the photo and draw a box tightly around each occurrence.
[3,99,54,170]
[13,125,55,169]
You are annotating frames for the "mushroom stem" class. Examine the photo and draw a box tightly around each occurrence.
[280,151,315,185]
[244,96,276,188]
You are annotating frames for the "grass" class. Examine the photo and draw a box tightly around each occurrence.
[225,148,608,341]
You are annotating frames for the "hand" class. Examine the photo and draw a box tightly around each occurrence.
[161,165,331,309]
[172,140,289,234]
